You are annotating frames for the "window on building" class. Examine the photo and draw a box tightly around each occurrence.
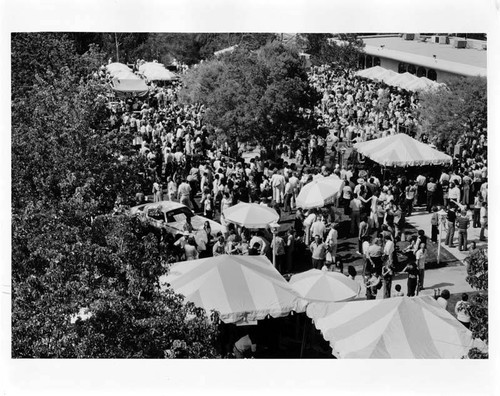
[366,55,373,68]
[407,64,416,75]
[417,67,427,78]
[374,57,381,67]
[427,69,437,81]
[358,55,365,69]
[398,62,407,73]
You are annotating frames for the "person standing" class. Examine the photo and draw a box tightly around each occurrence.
[177,179,192,209]
[430,206,439,243]
[358,215,369,254]
[445,207,456,247]
[285,228,296,273]
[325,223,339,266]
[272,233,286,273]
[405,181,417,216]
[153,179,163,202]
[456,209,470,251]
[310,235,327,269]
[479,201,487,241]
[416,174,426,206]
[310,214,327,241]
[426,177,437,213]
[402,260,419,297]
[415,242,427,291]
[303,209,317,245]
[367,237,384,275]
[381,258,394,299]
[454,293,471,329]
[365,271,382,300]
[349,193,362,236]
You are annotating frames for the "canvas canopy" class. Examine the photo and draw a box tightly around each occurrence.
[353,133,452,167]
[106,62,132,75]
[307,296,487,359]
[289,269,360,302]
[111,70,140,80]
[140,66,178,81]
[356,66,444,92]
[160,255,307,324]
[222,202,279,229]
[111,78,149,96]
[296,175,344,209]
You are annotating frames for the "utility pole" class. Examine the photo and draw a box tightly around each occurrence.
[114,33,120,62]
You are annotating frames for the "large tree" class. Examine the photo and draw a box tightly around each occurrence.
[11,33,220,358]
[464,247,488,358]
[301,33,365,70]
[179,42,321,154]
[417,75,487,151]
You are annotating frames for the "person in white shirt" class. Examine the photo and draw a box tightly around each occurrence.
[270,170,285,204]
[303,209,317,245]
[177,180,192,208]
[288,172,299,210]
[325,223,339,266]
[448,182,461,208]
[310,215,326,240]
[415,242,427,291]
[454,293,471,329]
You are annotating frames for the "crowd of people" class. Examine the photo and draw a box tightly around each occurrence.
[101,59,487,308]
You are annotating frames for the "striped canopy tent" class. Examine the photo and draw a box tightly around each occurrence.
[106,62,132,76]
[222,202,279,229]
[111,70,140,80]
[289,269,361,302]
[138,62,165,72]
[356,66,443,92]
[353,133,452,167]
[111,78,149,96]
[384,72,415,88]
[296,175,344,209]
[139,63,178,81]
[159,255,307,324]
[307,296,487,359]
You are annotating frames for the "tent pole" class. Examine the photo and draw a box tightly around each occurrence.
[300,316,308,358]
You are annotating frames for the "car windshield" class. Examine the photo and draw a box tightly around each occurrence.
[165,207,194,223]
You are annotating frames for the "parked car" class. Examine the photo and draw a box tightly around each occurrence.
[130,200,224,246]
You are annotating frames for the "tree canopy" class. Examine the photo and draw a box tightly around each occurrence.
[11,33,220,358]
[178,42,321,152]
[417,75,487,150]
[464,247,488,358]
[300,34,365,69]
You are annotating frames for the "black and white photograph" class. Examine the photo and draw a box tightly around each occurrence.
[2,0,498,395]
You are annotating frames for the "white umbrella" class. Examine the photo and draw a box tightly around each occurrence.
[222,202,279,228]
[296,175,344,209]
[159,255,307,324]
[289,269,361,302]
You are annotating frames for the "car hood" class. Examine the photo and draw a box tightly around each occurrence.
[169,215,224,236]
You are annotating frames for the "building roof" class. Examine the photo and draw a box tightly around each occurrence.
[362,36,487,77]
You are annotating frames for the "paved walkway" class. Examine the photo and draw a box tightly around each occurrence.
[374,207,487,298]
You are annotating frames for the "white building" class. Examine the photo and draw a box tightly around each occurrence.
[358,34,486,82]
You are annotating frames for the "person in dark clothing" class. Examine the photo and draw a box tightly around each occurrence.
[445,207,457,247]
[430,206,439,243]
[402,260,419,297]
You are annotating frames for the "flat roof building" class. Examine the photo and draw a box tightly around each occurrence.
[358,34,486,82]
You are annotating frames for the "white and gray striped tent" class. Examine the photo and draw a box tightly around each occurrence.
[307,296,486,358]
[160,255,307,325]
